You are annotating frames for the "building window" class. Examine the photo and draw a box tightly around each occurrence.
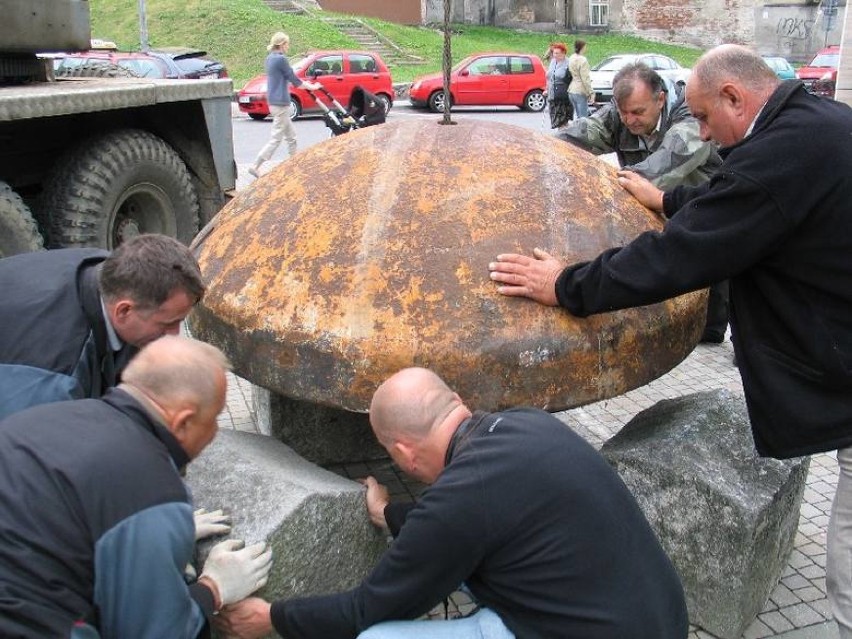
[589,0,609,27]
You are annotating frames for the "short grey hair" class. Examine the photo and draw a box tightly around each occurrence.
[692,44,779,94]
[612,63,667,104]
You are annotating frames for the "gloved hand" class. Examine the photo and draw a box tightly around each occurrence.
[194,508,232,541]
[200,539,273,607]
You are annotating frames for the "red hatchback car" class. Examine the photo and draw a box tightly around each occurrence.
[408,53,547,113]
[237,50,394,121]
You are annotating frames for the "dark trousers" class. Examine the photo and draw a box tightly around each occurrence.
[702,280,730,342]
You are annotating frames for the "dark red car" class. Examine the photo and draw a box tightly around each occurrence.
[407,52,547,113]
[796,45,839,98]
[237,50,394,121]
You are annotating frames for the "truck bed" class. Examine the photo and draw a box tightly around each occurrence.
[0,77,234,121]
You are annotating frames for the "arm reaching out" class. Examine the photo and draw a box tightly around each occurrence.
[360,476,390,530]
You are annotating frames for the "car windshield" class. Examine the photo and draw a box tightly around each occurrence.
[808,53,839,68]
[592,56,632,72]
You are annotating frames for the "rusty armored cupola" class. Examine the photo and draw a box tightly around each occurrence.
[188,119,706,463]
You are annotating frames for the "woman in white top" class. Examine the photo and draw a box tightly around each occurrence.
[568,40,594,119]
[546,42,573,128]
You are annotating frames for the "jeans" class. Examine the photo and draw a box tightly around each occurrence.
[828,447,852,638]
[255,103,297,164]
[569,92,590,119]
[356,607,515,639]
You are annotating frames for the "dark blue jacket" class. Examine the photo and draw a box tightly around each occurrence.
[0,389,214,638]
[0,249,136,421]
[555,81,852,458]
[272,408,688,639]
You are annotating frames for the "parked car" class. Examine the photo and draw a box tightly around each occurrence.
[796,45,839,98]
[54,47,228,79]
[408,52,547,113]
[237,50,394,121]
[589,53,691,104]
[149,48,228,79]
[762,55,796,80]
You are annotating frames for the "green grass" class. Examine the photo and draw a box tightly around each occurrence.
[90,0,703,87]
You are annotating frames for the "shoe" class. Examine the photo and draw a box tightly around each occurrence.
[247,166,260,178]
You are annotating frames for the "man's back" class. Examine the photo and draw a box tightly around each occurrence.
[0,391,201,638]
[422,407,688,637]
[0,248,110,419]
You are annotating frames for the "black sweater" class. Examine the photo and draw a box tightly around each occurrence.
[272,408,687,638]
[556,81,852,459]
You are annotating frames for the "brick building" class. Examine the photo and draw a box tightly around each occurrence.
[318,0,846,62]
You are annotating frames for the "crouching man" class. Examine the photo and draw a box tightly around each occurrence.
[219,367,687,639]
[0,336,272,638]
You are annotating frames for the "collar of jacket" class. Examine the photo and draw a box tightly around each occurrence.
[101,387,191,471]
[77,258,110,361]
[718,79,803,158]
[444,410,494,465]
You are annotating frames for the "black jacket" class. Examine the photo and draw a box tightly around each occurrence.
[271,408,688,638]
[555,81,852,458]
[0,249,136,420]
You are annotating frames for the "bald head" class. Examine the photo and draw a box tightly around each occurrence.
[121,336,231,459]
[685,44,781,148]
[369,368,463,444]
[122,335,230,411]
[692,44,779,97]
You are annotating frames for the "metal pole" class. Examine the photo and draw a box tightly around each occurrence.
[138,0,150,52]
[441,0,454,124]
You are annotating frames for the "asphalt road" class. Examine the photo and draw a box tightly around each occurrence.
[231,99,557,169]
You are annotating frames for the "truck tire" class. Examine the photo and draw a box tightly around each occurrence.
[0,182,44,257]
[41,129,200,249]
[56,62,139,79]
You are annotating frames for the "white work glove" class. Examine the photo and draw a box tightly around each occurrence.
[200,539,273,606]
[194,508,232,541]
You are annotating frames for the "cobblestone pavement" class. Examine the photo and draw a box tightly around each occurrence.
[217,334,839,639]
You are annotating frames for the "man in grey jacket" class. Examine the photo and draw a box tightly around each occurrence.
[557,63,720,189]
[557,62,727,342]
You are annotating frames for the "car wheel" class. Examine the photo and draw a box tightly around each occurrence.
[39,129,200,249]
[289,99,302,121]
[523,90,546,112]
[249,113,268,121]
[376,93,392,115]
[428,90,450,113]
[0,182,43,257]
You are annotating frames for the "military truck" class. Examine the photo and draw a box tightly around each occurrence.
[0,0,236,257]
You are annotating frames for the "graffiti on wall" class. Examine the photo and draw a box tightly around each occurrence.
[775,15,815,40]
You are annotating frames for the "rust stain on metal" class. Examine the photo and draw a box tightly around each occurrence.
[189,119,706,413]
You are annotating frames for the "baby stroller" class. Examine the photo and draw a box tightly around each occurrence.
[306,85,387,137]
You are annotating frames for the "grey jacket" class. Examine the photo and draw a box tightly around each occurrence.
[556,93,721,190]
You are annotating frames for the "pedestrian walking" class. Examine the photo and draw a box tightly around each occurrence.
[248,32,321,178]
